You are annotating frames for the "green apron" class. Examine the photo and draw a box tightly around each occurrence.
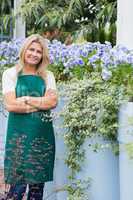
[4,74,55,184]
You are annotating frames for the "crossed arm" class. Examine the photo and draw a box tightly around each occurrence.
[3,89,58,113]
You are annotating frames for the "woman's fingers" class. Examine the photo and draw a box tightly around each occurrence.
[17,97,26,106]
[25,105,38,113]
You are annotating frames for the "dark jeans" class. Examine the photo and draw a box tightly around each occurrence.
[6,183,45,200]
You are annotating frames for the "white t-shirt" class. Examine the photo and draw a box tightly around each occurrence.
[2,66,57,95]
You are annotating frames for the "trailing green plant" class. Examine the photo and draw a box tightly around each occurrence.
[58,64,132,198]
[123,115,133,160]
[64,178,91,200]
[125,143,133,160]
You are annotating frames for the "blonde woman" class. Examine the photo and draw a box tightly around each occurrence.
[2,34,58,200]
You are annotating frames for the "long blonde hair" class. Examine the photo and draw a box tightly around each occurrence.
[16,34,50,80]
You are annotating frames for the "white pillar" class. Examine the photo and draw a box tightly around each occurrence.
[13,0,25,39]
[117,0,133,49]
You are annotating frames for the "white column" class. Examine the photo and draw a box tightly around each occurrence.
[13,0,25,39]
[117,0,133,49]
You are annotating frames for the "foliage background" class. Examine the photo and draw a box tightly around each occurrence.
[1,0,117,44]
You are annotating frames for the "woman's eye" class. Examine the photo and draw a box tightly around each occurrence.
[29,48,34,51]
[37,51,42,54]
[28,48,42,54]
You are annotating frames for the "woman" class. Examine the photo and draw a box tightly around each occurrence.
[2,34,58,200]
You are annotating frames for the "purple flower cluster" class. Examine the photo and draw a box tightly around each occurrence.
[0,38,24,67]
[0,38,133,80]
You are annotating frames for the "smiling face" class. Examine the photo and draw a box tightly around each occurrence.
[24,42,43,67]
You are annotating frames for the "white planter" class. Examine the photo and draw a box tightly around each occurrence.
[76,136,119,200]
[52,95,120,200]
[118,102,133,200]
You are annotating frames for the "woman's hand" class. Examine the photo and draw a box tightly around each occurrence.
[22,89,58,110]
[16,96,38,113]
[3,92,38,113]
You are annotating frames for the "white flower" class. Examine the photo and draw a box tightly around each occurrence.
[101,68,112,80]
[75,19,80,23]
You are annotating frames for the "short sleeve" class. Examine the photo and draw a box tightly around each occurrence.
[46,71,57,90]
[2,68,16,95]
